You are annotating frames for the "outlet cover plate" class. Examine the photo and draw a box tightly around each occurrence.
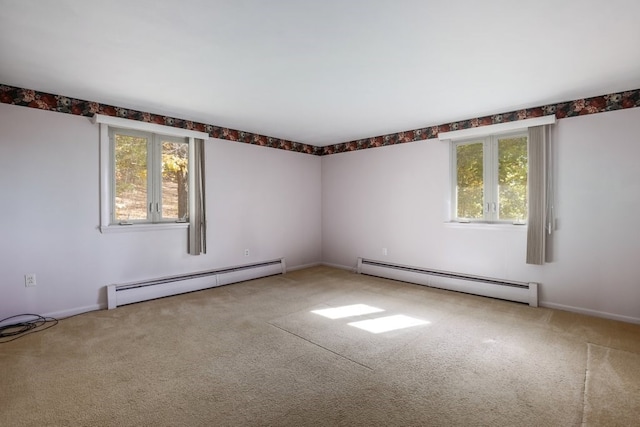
[25,273,37,287]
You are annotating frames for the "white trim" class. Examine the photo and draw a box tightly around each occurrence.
[44,304,104,320]
[100,222,189,234]
[321,261,357,273]
[286,262,322,272]
[92,114,209,140]
[97,119,197,233]
[540,301,640,325]
[443,222,528,231]
[438,115,556,141]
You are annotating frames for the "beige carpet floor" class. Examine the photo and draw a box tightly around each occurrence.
[1,266,639,426]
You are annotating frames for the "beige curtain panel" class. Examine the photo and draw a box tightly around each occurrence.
[526,125,549,265]
[189,138,206,255]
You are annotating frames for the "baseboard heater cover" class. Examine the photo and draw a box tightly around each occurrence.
[357,258,538,307]
[107,258,286,309]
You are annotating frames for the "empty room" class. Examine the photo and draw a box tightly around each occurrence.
[1,1,639,425]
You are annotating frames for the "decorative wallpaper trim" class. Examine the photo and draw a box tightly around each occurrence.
[321,88,640,155]
[1,84,639,156]
[0,84,322,155]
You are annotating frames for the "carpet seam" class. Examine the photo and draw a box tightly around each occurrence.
[585,341,640,355]
[267,322,374,371]
[581,342,592,426]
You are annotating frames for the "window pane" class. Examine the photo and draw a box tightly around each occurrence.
[161,140,189,220]
[498,136,528,221]
[114,134,148,221]
[456,142,484,219]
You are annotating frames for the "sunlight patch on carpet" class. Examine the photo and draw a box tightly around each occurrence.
[311,304,384,319]
[348,315,429,334]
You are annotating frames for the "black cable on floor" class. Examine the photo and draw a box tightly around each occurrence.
[0,314,58,343]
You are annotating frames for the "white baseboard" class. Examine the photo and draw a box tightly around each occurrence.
[44,304,105,320]
[17,282,640,327]
[109,259,285,309]
[540,301,640,325]
[321,262,357,273]
[287,262,322,272]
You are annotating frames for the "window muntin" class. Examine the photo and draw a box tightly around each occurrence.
[452,132,528,223]
[110,128,188,224]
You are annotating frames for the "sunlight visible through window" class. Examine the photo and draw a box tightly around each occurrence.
[311,304,384,319]
[348,315,429,334]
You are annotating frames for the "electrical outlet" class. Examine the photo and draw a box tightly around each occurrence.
[244,249,250,257]
[382,248,388,256]
[25,273,37,287]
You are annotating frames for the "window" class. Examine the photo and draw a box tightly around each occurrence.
[110,128,189,224]
[93,114,208,238]
[451,132,528,223]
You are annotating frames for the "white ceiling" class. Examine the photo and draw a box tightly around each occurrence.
[1,0,639,146]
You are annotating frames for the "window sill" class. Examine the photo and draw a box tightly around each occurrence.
[99,222,189,234]
[444,221,528,231]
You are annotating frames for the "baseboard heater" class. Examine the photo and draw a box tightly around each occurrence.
[357,258,538,307]
[107,258,286,309]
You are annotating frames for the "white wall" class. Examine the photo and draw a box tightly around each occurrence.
[3,101,640,324]
[0,103,322,319]
[322,107,640,323]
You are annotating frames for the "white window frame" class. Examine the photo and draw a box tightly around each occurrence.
[108,127,189,224]
[92,114,208,233]
[438,115,556,227]
[450,131,528,224]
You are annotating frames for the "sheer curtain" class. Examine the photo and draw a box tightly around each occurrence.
[526,125,553,264]
[188,138,206,255]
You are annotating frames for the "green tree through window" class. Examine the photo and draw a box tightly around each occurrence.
[498,136,527,221]
[112,129,188,224]
[114,134,148,221]
[456,142,484,219]
[453,133,527,222]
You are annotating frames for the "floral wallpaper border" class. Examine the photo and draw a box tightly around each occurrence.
[0,84,322,155]
[1,84,639,156]
[321,88,640,155]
